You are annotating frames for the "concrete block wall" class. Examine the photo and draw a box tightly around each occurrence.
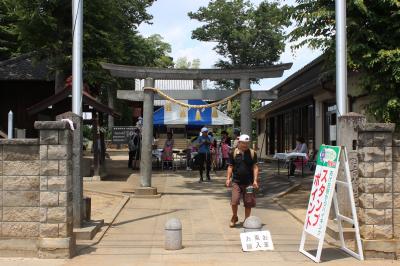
[0,121,75,258]
[357,123,400,259]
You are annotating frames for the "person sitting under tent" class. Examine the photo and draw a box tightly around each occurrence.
[162,132,174,170]
[289,136,309,177]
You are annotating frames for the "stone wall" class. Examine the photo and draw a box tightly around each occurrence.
[357,123,400,259]
[0,121,75,258]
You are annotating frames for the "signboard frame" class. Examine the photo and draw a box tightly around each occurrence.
[299,145,364,263]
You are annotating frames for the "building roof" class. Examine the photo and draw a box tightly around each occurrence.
[253,55,327,117]
[27,86,120,118]
[0,53,52,81]
[268,56,325,94]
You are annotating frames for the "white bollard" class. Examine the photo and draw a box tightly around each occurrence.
[165,218,182,250]
[243,216,263,232]
[8,110,13,139]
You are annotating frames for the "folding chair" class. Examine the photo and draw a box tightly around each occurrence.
[306,149,318,171]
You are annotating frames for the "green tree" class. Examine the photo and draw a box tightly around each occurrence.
[5,0,171,88]
[0,0,18,60]
[191,58,200,69]
[174,56,201,69]
[10,0,74,90]
[290,0,400,125]
[189,0,290,130]
[145,34,174,68]
[189,0,291,69]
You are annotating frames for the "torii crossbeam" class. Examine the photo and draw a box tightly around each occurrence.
[117,88,277,101]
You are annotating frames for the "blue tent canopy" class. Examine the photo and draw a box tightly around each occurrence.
[153,100,233,126]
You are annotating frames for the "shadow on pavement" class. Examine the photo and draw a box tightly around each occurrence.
[304,247,352,262]
[111,210,179,227]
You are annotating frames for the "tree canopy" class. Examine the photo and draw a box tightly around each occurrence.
[0,0,173,125]
[174,57,200,69]
[290,0,400,125]
[0,1,18,60]
[1,0,173,87]
[188,0,291,69]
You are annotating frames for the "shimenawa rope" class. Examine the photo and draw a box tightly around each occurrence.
[143,87,250,109]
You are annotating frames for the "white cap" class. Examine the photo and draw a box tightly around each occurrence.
[201,127,208,133]
[238,134,250,142]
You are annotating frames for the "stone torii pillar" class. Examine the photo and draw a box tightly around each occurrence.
[240,78,251,136]
[136,77,158,196]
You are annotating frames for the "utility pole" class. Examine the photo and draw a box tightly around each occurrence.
[335,0,358,221]
[72,0,83,116]
[71,0,84,228]
[335,0,348,118]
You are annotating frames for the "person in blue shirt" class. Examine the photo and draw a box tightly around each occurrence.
[196,127,212,183]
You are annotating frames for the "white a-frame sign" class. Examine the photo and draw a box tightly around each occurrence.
[299,145,364,263]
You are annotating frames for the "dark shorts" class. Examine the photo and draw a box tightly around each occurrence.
[231,182,256,208]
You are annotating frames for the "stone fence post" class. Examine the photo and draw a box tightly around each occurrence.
[357,123,399,259]
[34,121,75,258]
[0,121,75,258]
[337,113,366,218]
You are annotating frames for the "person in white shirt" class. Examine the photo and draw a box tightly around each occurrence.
[289,136,308,177]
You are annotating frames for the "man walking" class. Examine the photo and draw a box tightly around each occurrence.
[226,134,259,227]
[196,127,212,183]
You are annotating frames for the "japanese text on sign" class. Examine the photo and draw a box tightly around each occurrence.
[112,126,137,144]
[304,145,341,239]
[240,231,274,252]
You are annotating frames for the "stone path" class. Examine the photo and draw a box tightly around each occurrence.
[64,168,372,265]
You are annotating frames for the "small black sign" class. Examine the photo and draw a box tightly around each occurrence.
[112,126,136,144]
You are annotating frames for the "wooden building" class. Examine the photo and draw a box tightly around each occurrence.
[0,54,119,138]
[254,55,370,158]
[0,54,54,137]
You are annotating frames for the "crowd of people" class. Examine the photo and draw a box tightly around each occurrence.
[185,128,240,174]
[153,127,248,182]
[127,127,242,173]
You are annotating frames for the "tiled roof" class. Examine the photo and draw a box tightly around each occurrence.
[0,53,52,81]
[252,55,326,116]
[26,86,120,118]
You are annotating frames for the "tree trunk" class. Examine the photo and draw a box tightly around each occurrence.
[107,86,114,128]
[54,69,65,94]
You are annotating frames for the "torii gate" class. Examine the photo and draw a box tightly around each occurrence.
[102,63,292,196]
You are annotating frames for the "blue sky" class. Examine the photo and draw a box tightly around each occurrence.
[139,0,322,90]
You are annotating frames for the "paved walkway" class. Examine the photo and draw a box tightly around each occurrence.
[66,165,368,265]
[0,156,397,265]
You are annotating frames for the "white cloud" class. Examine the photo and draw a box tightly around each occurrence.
[160,25,187,51]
